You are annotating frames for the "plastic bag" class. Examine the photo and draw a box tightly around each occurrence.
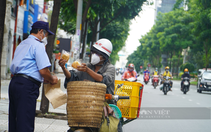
[99,103,120,132]
[71,59,82,69]
[61,50,70,61]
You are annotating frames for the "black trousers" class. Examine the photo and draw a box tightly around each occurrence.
[9,76,40,132]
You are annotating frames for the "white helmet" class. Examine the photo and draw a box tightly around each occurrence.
[93,38,113,57]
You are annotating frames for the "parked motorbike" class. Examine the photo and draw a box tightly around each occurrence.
[144,73,150,84]
[181,77,190,94]
[162,76,171,95]
[152,75,159,89]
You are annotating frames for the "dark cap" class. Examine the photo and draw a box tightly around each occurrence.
[31,21,54,35]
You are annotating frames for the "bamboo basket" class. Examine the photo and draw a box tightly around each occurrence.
[67,81,107,128]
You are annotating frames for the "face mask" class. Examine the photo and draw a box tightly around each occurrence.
[40,30,45,39]
[155,70,157,72]
[91,53,101,65]
[128,69,133,72]
[42,37,48,46]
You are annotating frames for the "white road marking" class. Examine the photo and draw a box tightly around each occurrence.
[196,103,200,105]
[188,99,192,101]
[182,97,186,99]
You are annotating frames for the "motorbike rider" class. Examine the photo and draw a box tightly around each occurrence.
[143,69,150,80]
[59,38,115,95]
[160,66,173,91]
[151,68,159,84]
[121,63,137,81]
[181,68,190,90]
[116,68,120,75]
[59,38,118,132]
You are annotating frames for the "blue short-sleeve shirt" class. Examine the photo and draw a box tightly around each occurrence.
[10,35,51,82]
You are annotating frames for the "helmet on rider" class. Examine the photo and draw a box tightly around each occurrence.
[91,38,113,65]
[184,68,189,74]
[128,63,134,72]
[165,66,169,71]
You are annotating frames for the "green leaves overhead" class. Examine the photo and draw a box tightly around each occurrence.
[127,0,211,73]
[59,0,147,64]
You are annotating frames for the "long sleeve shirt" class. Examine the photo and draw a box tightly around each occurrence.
[64,62,115,95]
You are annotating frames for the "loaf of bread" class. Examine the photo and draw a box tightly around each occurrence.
[61,53,70,61]
[72,61,81,69]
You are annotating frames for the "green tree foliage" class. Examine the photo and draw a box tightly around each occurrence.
[189,0,211,69]
[99,19,130,64]
[127,0,211,75]
[59,0,147,61]
[186,50,204,70]
[180,63,195,72]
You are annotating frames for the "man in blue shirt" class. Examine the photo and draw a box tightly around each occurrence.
[9,21,58,132]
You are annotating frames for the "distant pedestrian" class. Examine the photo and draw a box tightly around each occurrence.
[9,21,58,132]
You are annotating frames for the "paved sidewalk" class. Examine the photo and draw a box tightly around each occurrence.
[0,74,70,132]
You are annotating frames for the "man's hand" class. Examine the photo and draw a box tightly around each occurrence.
[40,68,59,85]
[59,59,67,69]
[50,75,58,85]
[77,63,87,72]
[43,79,50,84]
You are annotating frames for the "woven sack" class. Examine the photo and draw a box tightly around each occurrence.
[67,81,107,128]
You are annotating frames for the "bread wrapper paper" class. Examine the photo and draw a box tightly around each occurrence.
[44,79,67,109]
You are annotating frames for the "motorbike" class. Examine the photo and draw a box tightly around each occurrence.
[162,76,171,95]
[181,77,190,94]
[69,84,134,132]
[152,75,159,89]
[144,73,150,84]
[116,70,119,76]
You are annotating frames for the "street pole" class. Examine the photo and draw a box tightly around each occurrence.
[75,0,83,60]
[12,0,20,59]
[96,15,100,41]
[183,49,187,64]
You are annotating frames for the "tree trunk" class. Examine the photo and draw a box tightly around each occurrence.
[91,18,98,46]
[88,20,98,61]
[79,0,91,59]
[204,43,208,71]
[169,52,172,71]
[40,0,62,114]
[0,0,6,99]
[172,58,175,76]
[176,49,182,78]
[156,55,160,67]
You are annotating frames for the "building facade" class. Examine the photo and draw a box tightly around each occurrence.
[157,0,177,13]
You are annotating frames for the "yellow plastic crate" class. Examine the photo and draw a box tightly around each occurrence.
[115,80,143,119]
